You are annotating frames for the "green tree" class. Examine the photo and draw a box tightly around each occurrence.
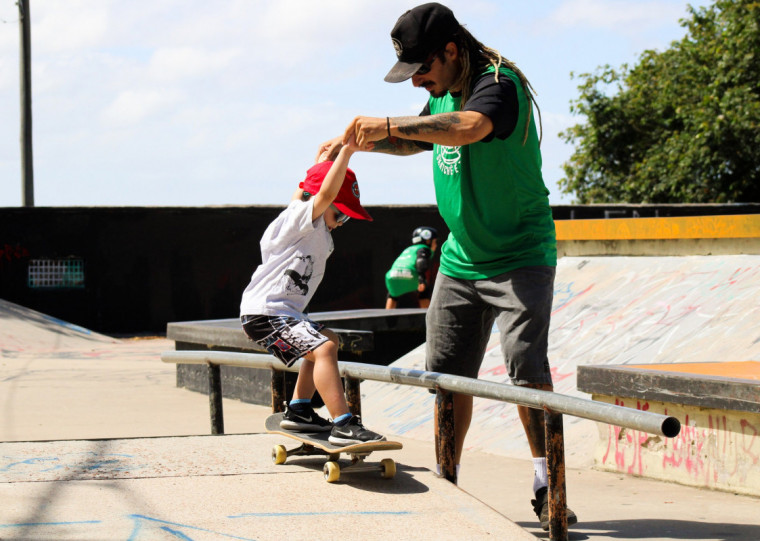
[559,0,760,203]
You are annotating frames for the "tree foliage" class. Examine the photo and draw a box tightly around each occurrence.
[559,0,760,203]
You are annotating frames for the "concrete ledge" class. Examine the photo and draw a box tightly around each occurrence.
[578,362,760,496]
[555,214,760,240]
[167,308,426,353]
[578,362,760,414]
[556,214,760,256]
[169,309,428,406]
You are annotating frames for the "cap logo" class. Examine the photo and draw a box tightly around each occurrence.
[351,181,360,199]
[392,38,403,59]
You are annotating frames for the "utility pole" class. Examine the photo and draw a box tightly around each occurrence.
[19,0,34,207]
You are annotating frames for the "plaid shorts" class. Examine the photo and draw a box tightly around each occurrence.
[241,314,328,367]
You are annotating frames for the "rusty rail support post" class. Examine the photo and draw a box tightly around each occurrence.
[436,388,457,484]
[545,408,568,541]
[208,363,224,435]
[345,376,362,417]
[271,369,286,413]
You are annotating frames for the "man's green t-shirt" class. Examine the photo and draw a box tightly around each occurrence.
[428,66,556,280]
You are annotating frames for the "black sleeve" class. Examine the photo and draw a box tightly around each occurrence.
[415,247,432,282]
[463,71,519,142]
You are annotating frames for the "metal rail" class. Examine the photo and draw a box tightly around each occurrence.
[162,350,680,437]
[162,349,681,541]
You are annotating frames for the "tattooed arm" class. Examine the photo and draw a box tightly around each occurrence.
[343,111,493,152]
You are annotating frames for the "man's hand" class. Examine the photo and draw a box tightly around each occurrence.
[343,116,386,148]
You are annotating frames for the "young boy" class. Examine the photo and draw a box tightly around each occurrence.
[240,139,385,445]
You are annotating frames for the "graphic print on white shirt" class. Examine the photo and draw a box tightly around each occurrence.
[282,255,314,296]
[239,198,333,319]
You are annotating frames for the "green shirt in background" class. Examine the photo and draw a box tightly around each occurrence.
[428,66,556,280]
[385,244,431,297]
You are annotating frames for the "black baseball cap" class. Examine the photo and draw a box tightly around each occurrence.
[384,3,460,83]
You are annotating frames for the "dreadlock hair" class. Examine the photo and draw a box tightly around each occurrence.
[448,25,542,146]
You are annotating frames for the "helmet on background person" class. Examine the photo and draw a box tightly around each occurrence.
[411,226,438,246]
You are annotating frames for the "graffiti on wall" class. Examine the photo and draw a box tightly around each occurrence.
[597,397,760,494]
[0,243,30,270]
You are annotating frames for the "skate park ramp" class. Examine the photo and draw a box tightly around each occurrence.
[361,255,760,461]
[0,298,118,351]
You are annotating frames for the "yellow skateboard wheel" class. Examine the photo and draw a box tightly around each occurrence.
[380,458,396,479]
[323,461,340,483]
[272,445,287,465]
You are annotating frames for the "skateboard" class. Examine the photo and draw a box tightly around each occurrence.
[265,413,402,483]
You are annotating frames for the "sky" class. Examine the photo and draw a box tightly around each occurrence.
[0,0,711,208]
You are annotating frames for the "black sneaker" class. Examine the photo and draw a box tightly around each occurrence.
[328,416,386,445]
[531,486,578,531]
[279,403,332,432]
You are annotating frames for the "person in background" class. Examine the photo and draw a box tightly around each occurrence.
[385,226,438,309]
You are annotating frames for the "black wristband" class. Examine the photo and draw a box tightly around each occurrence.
[386,117,391,139]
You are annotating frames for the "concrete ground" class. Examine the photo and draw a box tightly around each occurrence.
[1,309,759,540]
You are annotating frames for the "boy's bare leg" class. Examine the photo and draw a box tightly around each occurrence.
[433,392,472,464]
[302,330,349,419]
[292,359,316,401]
[385,297,397,309]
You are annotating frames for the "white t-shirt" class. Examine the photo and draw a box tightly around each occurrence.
[239,199,333,319]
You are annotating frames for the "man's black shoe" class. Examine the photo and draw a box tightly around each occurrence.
[531,486,578,531]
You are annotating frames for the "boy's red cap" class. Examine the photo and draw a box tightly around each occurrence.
[299,161,373,221]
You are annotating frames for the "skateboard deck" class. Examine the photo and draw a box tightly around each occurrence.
[265,413,402,482]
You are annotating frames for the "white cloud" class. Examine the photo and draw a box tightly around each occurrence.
[148,47,241,81]
[101,88,182,126]
[32,1,110,53]
[549,0,685,31]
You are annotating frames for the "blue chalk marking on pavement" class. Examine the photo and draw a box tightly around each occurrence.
[0,456,59,472]
[229,511,414,518]
[126,515,257,541]
[0,520,101,528]
[160,525,196,540]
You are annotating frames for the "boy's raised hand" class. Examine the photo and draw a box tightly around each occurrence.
[344,134,360,153]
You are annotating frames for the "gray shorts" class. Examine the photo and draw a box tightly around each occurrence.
[425,266,555,386]
[241,315,327,367]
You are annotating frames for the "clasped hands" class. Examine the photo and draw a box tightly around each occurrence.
[315,116,386,163]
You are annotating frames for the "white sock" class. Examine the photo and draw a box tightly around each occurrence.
[435,463,461,476]
[533,457,548,494]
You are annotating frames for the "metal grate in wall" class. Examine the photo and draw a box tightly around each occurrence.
[28,259,85,289]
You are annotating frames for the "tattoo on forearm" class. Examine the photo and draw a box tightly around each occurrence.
[397,114,460,136]
[372,137,421,156]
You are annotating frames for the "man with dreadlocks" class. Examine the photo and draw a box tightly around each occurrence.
[318,3,574,530]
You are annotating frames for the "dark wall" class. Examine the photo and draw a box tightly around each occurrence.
[2,203,758,335]
[0,205,448,334]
